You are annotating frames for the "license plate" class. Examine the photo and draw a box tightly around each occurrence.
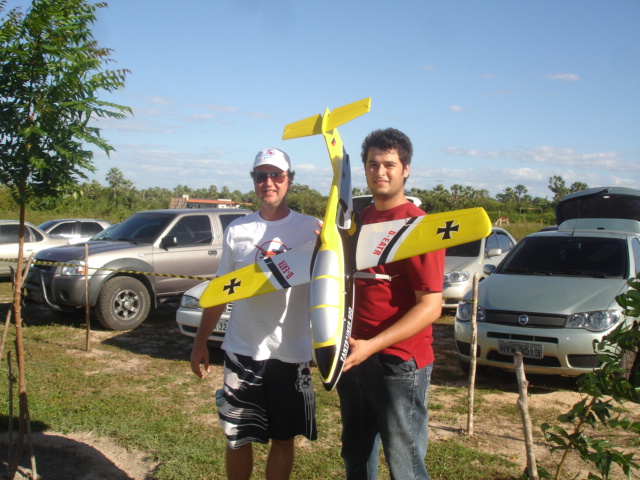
[214,318,228,333]
[498,340,543,359]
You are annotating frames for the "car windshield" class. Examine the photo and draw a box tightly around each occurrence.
[89,222,119,241]
[105,213,175,244]
[497,236,628,278]
[446,240,481,257]
[38,220,58,230]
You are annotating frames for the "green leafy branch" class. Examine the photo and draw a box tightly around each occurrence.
[532,280,640,480]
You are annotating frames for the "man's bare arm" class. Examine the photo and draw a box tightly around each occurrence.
[190,303,226,379]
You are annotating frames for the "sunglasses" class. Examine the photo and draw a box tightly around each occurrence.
[251,171,288,184]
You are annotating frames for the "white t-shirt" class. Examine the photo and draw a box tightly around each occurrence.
[219,209,319,362]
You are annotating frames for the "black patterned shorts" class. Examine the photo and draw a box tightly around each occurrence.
[217,351,317,448]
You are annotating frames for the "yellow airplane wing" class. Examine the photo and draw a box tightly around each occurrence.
[199,240,316,308]
[355,207,492,269]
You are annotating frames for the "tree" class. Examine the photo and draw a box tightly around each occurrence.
[548,176,570,205]
[514,184,528,200]
[569,181,588,193]
[0,1,130,475]
[496,187,518,205]
[106,167,133,205]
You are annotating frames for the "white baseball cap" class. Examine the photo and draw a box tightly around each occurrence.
[253,148,291,171]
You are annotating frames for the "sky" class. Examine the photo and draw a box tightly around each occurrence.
[4,0,640,200]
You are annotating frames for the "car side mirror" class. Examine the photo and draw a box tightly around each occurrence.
[483,264,496,275]
[161,236,178,248]
[486,248,502,258]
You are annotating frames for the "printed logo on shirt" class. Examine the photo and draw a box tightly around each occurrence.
[254,240,290,261]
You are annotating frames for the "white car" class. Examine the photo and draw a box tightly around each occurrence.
[176,281,232,347]
[454,220,640,377]
[0,220,67,276]
[442,227,516,309]
[38,218,111,244]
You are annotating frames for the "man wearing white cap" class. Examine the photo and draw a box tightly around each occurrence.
[191,148,319,480]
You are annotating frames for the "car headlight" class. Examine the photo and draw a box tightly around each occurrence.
[180,294,201,310]
[455,300,486,322]
[444,270,471,283]
[566,310,620,332]
[61,260,86,276]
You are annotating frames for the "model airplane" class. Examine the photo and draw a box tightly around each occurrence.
[200,98,492,390]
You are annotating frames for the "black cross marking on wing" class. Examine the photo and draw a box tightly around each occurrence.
[437,220,459,240]
[223,278,241,295]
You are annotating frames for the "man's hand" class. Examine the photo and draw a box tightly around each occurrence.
[190,342,211,379]
[342,337,375,373]
[190,303,226,379]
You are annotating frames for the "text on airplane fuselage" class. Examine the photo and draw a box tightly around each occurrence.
[373,230,397,256]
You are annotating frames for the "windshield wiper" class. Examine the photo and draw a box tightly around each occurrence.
[502,268,552,275]
[552,269,607,278]
[115,237,140,245]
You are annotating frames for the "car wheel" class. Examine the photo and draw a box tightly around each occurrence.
[96,276,151,331]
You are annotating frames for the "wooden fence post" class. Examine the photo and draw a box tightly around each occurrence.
[85,244,91,352]
[514,352,539,480]
[466,273,479,436]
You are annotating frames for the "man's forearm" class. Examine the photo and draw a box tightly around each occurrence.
[194,304,226,344]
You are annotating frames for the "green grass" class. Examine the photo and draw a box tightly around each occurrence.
[428,439,519,479]
[0,282,523,479]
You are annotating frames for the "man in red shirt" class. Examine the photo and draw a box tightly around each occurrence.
[337,128,445,480]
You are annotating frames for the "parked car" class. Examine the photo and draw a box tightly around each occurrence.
[176,280,232,347]
[24,208,248,330]
[0,220,68,277]
[442,227,516,309]
[454,187,640,378]
[38,218,111,244]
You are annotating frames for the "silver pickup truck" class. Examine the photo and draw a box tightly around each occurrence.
[24,208,249,330]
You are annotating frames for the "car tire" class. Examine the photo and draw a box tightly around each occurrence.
[96,276,151,331]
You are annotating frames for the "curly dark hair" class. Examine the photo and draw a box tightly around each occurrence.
[360,128,413,167]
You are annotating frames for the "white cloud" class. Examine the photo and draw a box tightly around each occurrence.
[186,113,214,122]
[203,105,239,113]
[449,105,467,112]
[148,96,172,105]
[443,146,627,170]
[133,107,163,117]
[546,73,580,81]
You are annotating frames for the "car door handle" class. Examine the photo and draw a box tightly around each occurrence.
[208,250,218,256]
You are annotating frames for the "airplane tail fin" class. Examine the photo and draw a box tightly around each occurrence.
[282,97,371,139]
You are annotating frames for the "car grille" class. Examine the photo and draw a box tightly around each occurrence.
[484,310,566,328]
[568,354,601,369]
[486,351,562,367]
[487,331,559,345]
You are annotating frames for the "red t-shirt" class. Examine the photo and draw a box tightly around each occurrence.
[353,201,445,368]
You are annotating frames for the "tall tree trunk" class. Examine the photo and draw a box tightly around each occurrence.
[7,201,35,478]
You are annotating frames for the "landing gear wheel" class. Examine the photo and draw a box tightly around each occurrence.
[96,277,151,331]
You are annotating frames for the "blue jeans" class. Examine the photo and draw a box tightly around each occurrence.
[337,354,432,480]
